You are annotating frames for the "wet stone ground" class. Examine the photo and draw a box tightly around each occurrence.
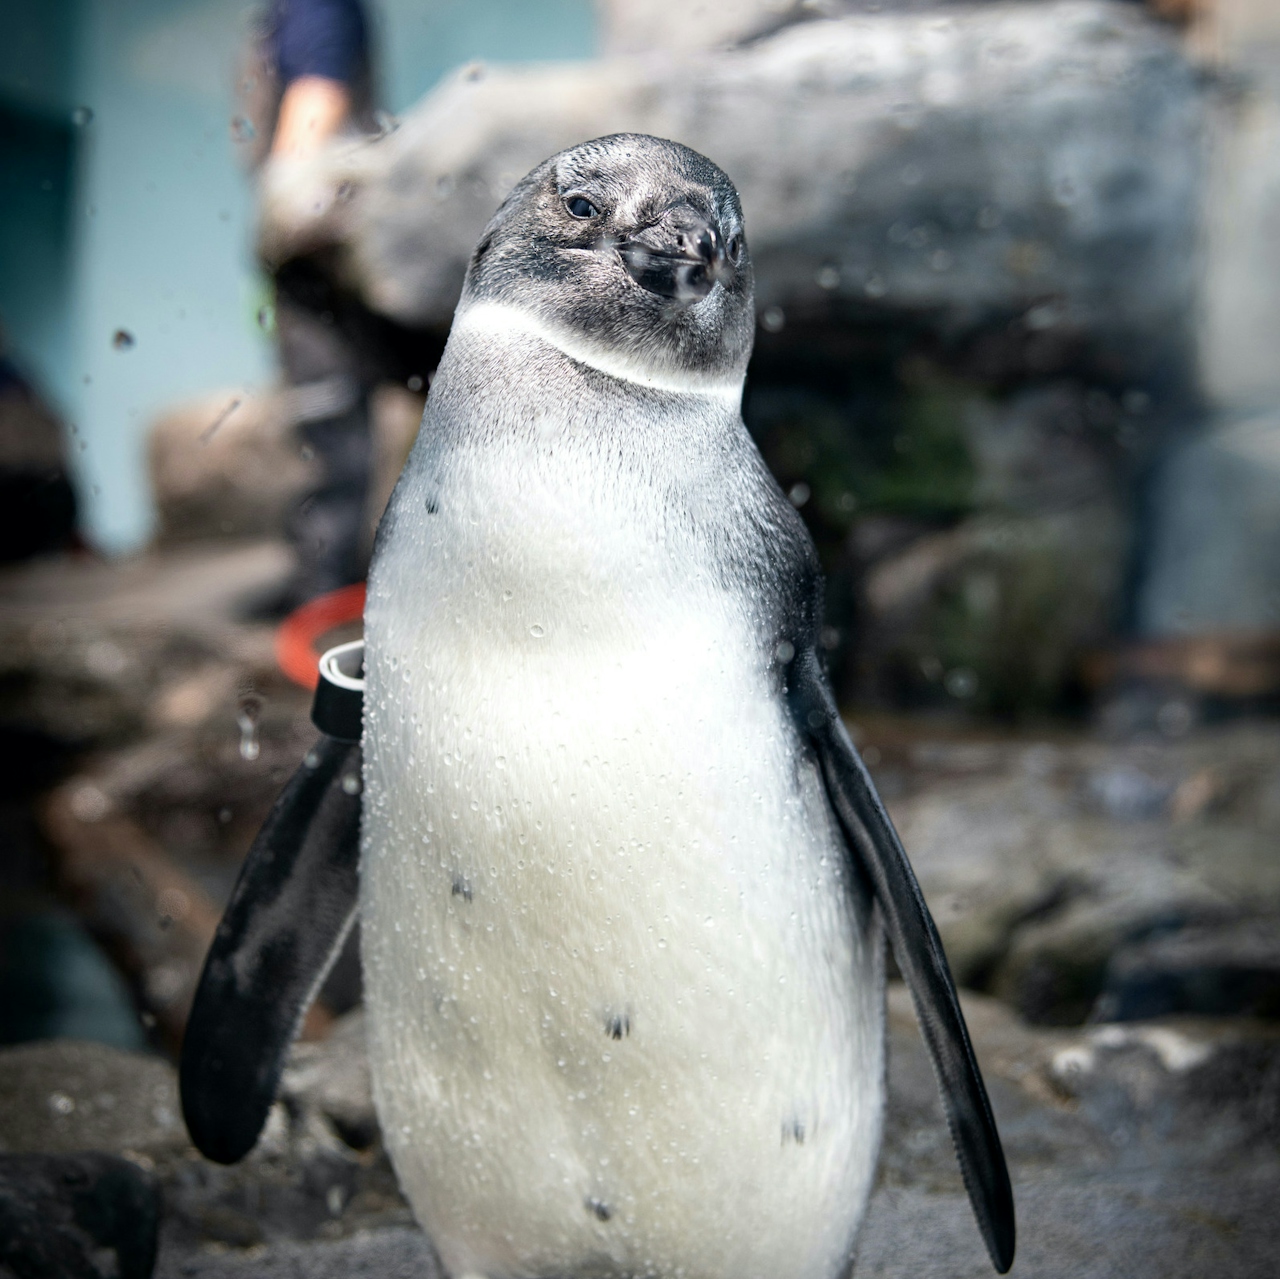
[2,542,1279,1274]
[2,986,1278,1277]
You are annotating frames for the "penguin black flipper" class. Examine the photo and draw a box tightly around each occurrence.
[181,643,365,1166]
[792,652,1016,1274]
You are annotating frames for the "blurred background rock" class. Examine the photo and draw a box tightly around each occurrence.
[2,1,1280,1275]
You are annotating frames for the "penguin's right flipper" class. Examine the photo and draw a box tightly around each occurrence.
[794,655,1016,1274]
[181,735,361,1163]
[181,642,365,1165]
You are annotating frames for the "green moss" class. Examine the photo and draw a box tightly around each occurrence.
[857,380,977,517]
[747,374,980,535]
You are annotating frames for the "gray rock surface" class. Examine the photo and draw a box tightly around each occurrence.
[148,385,422,553]
[249,1,1204,716]
[748,371,1138,713]
[149,393,317,547]
[871,720,1280,1023]
[280,1011,377,1152]
[856,506,1127,715]
[0,1039,186,1156]
[282,1,1198,386]
[857,985,1280,1276]
[0,541,332,1046]
[0,1018,414,1275]
[156,1227,437,1279]
[10,984,1260,1278]
[0,540,296,746]
[594,0,1027,58]
[0,1151,161,1279]
[866,382,1130,715]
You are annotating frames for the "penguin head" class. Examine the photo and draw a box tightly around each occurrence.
[461,134,754,387]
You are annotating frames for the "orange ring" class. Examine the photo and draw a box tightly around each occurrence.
[275,582,366,690]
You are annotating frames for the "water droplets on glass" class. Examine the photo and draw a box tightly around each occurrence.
[236,696,261,761]
[944,667,978,699]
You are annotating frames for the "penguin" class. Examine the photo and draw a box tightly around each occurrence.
[181,134,1014,1278]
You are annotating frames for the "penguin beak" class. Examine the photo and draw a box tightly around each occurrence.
[616,208,731,304]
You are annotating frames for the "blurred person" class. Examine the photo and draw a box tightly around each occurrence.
[248,0,379,611]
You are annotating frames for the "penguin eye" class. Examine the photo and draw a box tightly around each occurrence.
[727,232,744,265]
[565,195,601,220]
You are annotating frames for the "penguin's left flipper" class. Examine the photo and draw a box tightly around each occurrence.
[793,653,1016,1275]
[181,642,365,1166]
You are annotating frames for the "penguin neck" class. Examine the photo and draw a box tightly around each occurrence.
[450,299,746,403]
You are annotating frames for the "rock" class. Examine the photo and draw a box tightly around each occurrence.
[291,1,1199,389]
[160,982,1280,1278]
[596,0,1070,59]
[0,541,295,747]
[9,978,1271,1277]
[365,385,425,554]
[281,1011,377,1151]
[39,788,231,1052]
[856,505,1127,714]
[156,1111,412,1266]
[250,1,1199,715]
[871,719,1280,1022]
[149,392,317,546]
[1097,916,1280,1020]
[747,361,1133,714]
[0,1039,185,1156]
[861,983,1280,1276]
[154,1014,412,1267]
[34,714,364,1048]
[0,528,381,1046]
[148,385,421,554]
[0,540,336,1043]
[0,1030,414,1273]
[155,1226,437,1278]
[0,1151,160,1279]
[595,0,796,56]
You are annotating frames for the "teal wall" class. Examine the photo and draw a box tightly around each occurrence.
[380,0,596,115]
[68,0,274,551]
[0,0,596,553]
[0,0,79,475]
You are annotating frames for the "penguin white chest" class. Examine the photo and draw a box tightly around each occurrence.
[362,493,883,1279]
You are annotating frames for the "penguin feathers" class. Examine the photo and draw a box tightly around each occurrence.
[181,735,361,1165]
[790,652,1016,1273]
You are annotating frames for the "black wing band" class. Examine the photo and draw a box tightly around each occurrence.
[795,656,1015,1273]
[311,639,364,742]
[181,644,365,1165]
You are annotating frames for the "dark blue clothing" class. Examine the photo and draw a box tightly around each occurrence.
[260,0,377,606]
[267,0,369,87]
